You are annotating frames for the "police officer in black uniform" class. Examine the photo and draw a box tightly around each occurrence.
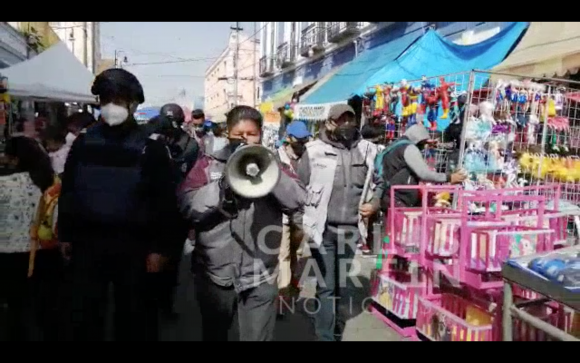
[148,103,199,320]
[58,69,178,341]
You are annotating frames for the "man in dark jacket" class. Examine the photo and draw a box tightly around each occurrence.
[58,69,178,341]
[148,103,199,319]
[378,123,466,209]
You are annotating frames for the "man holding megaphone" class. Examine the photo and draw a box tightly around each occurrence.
[177,105,306,341]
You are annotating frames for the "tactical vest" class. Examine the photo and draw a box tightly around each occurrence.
[69,125,154,227]
[302,139,377,246]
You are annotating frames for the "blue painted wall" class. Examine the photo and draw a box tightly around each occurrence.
[262,22,513,100]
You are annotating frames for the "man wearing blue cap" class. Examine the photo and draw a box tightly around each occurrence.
[276,120,310,306]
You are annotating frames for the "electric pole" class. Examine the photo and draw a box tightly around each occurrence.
[253,22,257,107]
[231,22,243,107]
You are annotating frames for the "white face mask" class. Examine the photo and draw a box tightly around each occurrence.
[100,103,129,126]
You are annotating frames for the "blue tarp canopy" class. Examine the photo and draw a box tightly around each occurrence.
[302,30,423,105]
[356,22,529,95]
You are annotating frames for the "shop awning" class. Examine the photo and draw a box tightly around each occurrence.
[359,22,528,94]
[258,80,318,124]
[0,41,96,103]
[492,22,580,78]
[261,79,318,111]
[298,65,345,102]
[301,30,423,106]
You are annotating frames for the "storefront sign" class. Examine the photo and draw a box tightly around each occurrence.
[258,101,282,124]
[294,101,348,121]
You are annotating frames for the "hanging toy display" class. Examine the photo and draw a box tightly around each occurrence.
[363,89,376,118]
[399,79,411,118]
[437,77,455,119]
[374,85,385,116]
[407,86,420,127]
[388,84,399,119]
[425,89,439,131]
[383,84,393,114]
[420,76,435,114]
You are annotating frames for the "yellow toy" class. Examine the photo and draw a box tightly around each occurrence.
[547,98,556,117]
[375,85,384,111]
[434,191,451,207]
[518,153,580,182]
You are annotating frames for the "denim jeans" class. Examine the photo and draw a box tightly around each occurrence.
[310,224,358,341]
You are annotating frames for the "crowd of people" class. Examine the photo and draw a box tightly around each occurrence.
[0,68,468,342]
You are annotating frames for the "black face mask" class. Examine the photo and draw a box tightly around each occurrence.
[290,142,306,157]
[334,124,358,143]
[228,138,246,153]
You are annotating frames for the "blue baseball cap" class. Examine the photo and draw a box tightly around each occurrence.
[286,121,311,139]
[203,120,214,127]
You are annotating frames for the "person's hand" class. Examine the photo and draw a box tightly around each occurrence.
[60,242,72,261]
[146,253,163,273]
[450,170,467,184]
[359,203,377,218]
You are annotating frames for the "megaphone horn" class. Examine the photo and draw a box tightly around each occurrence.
[225,144,281,199]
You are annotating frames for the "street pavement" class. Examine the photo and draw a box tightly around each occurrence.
[162,243,402,341]
[0,244,403,341]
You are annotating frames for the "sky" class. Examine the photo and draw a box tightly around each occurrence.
[100,22,256,109]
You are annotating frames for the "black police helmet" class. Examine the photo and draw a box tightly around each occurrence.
[160,103,185,127]
[91,68,145,105]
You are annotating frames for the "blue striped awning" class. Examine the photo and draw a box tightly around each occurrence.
[302,30,423,105]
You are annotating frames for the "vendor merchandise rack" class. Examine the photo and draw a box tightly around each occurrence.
[365,70,580,341]
[502,246,580,341]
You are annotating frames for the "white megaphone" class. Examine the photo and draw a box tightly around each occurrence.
[224,144,281,199]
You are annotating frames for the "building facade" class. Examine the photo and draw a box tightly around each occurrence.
[50,22,101,73]
[0,22,33,68]
[204,30,259,121]
[259,22,510,101]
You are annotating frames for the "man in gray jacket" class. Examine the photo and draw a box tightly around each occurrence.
[377,123,466,209]
[297,104,383,341]
[177,105,306,341]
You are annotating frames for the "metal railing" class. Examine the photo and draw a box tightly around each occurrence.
[327,22,364,42]
[300,23,326,55]
[259,55,274,76]
[275,41,297,68]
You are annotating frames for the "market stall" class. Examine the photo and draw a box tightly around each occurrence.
[0,41,96,104]
[364,69,579,342]
[294,22,528,130]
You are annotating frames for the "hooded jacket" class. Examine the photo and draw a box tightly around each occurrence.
[178,145,306,292]
[381,124,449,207]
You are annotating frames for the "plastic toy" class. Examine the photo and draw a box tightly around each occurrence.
[400,80,411,117]
[426,90,439,131]
[407,87,420,126]
[375,85,385,112]
[419,76,434,114]
[438,77,455,119]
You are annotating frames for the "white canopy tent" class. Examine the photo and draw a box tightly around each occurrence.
[0,41,97,103]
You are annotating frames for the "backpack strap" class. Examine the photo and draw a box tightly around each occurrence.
[375,139,413,178]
